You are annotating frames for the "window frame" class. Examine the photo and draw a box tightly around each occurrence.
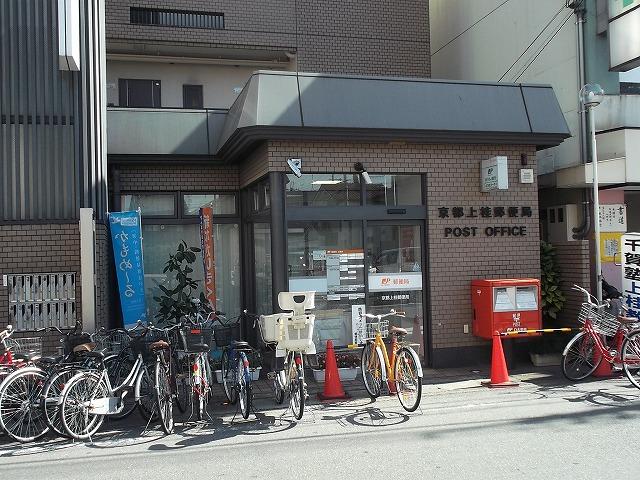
[118,79,162,108]
[120,192,178,219]
[180,192,239,218]
[182,84,204,109]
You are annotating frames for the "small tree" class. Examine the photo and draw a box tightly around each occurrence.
[540,241,566,321]
[153,241,211,324]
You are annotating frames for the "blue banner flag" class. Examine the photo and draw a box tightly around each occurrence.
[109,210,147,327]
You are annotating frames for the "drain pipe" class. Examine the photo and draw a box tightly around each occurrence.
[569,0,591,240]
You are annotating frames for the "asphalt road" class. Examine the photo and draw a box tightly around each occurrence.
[2,372,640,480]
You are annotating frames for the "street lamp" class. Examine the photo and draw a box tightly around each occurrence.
[579,83,604,302]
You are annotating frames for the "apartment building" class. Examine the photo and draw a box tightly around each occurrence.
[430,0,640,323]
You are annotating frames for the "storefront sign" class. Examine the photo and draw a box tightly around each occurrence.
[351,304,366,345]
[109,210,146,327]
[601,232,623,262]
[481,156,508,192]
[199,207,216,310]
[439,205,532,238]
[623,233,640,319]
[599,204,627,232]
[326,249,365,294]
[368,272,423,292]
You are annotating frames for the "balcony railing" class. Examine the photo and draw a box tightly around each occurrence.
[595,94,640,132]
[107,107,227,156]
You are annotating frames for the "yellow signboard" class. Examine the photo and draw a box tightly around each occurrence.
[600,232,623,263]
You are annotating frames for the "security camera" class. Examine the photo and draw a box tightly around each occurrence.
[287,158,303,178]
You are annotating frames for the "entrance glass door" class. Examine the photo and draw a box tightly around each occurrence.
[365,223,426,361]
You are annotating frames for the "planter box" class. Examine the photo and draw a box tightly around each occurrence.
[312,367,360,383]
[530,352,562,367]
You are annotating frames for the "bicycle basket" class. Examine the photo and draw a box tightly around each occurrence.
[578,303,619,336]
[10,337,43,356]
[280,313,315,352]
[179,325,214,353]
[213,322,241,347]
[258,314,284,344]
[130,330,166,361]
[92,330,130,355]
[364,319,389,340]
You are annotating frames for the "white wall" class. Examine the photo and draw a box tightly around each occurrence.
[429,1,581,174]
[106,60,286,109]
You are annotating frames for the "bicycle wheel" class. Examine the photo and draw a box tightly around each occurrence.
[274,370,285,404]
[59,372,108,441]
[155,360,174,434]
[41,368,77,437]
[172,353,188,414]
[109,354,138,420]
[562,331,601,381]
[394,347,422,412]
[238,354,251,419]
[289,354,305,420]
[622,331,640,389]
[361,342,383,398]
[0,367,49,442]
[137,366,158,421]
[194,355,206,421]
[221,349,237,404]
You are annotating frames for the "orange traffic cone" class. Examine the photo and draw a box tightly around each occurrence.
[481,332,519,388]
[318,340,351,401]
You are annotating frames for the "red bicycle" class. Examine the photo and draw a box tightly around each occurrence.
[562,285,640,385]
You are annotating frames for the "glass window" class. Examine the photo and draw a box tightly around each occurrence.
[182,194,236,216]
[142,223,241,320]
[286,174,361,207]
[121,194,175,216]
[366,175,422,206]
[287,221,365,350]
[183,84,203,109]
[254,224,272,314]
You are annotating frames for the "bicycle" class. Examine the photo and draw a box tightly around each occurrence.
[562,284,640,384]
[217,310,259,419]
[177,311,215,421]
[360,309,423,412]
[58,322,166,440]
[259,291,316,420]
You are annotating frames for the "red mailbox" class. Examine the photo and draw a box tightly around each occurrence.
[472,278,542,340]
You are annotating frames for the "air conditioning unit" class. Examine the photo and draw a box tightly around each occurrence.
[546,204,580,243]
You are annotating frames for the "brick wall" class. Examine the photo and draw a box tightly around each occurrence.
[117,164,240,192]
[239,143,269,188]
[0,223,82,354]
[266,140,540,355]
[105,0,430,77]
[554,241,591,326]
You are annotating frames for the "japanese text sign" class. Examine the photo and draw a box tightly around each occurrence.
[109,210,146,327]
[622,233,640,320]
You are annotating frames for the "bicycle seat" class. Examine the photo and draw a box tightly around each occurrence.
[75,349,104,359]
[187,343,209,353]
[73,342,97,353]
[389,326,408,336]
[619,316,639,325]
[231,340,251,350]
[149,340,170,351]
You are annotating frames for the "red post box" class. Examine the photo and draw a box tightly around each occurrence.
[472,278,542,340]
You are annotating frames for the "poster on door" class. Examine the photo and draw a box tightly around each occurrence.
[351,304,367,345]
[622,233,640,320]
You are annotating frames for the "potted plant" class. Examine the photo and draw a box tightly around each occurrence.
[530,242,568,366]
[312,352,360,382]
[153,241,212,325]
